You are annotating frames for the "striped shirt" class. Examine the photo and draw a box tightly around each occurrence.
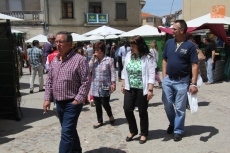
[44,50,91,103]
[89,56,116,97]
[27,46,43,68]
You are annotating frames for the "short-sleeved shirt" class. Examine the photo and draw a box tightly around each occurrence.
[127,57,143,89]
[86,46,94,57]
[162,38,198,78]
[204,43,215,60]
[118,46,131,59]
[27,46,43,68]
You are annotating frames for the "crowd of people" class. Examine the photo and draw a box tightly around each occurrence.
[14,19,219,153]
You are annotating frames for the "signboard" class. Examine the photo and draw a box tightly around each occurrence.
[211,5,226,18]
[87,13,108,24]
[98,14,107,23]
[87,13,97,23]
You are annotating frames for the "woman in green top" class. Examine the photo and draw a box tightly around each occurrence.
[121,35,156,144]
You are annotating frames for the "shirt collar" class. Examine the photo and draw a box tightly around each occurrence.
[57,50,75,61]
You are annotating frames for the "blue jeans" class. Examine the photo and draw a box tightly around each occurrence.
[162,75,189,134]
[206,58,214,83]
[56,100,83,153]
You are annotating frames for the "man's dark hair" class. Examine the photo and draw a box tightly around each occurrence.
[56,31,72,42]
[204,37,211,43]
[174,19,187,34]
[32,40,39,46]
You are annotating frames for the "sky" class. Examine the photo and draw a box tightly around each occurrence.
[142,0,182,17]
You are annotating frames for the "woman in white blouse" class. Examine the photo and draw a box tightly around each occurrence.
[121,35,156,144]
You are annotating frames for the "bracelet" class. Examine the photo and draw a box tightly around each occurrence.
[190,84,197,88]
[190,82,197,85]
[148,89,153,92]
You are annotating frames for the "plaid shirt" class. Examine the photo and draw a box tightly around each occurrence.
[27,46,43,68]
[44,50,91,103]
[89,56,116,97]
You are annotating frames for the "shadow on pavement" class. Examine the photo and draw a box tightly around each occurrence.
[148,129,172,141]
[103,117,127,127]
[198,101,210,107]
[0,137,15,145]
[148,125,219,142]
[110,98,119,102]
[82,107,90,111]
[185,125,219,142]
[85,147,126,153]
[148,102,163,107]
[0,107,55,144]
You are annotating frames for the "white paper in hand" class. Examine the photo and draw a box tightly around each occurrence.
[187,92,198,113]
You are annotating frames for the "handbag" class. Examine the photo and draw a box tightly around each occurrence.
[98,84,110,97]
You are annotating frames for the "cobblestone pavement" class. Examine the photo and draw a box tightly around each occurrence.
[0,68,230,153]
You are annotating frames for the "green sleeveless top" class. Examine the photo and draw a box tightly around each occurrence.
[126,56,143,89]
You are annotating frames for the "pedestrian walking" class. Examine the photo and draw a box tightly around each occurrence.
[27,40,44,93]
[43,31,91,153]
[203,37,216,84]
[150,40,162,88]
[89,41,116,129]
[121,35,155,144]
[43,34,55,73]
[162,19,198,141]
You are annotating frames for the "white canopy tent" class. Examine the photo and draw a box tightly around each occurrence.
[83,25,124,38]
[187,13,230,27]
[85,35,104,41]
[71,33,88,41]
[119,25,165,37]
[11,29,24,33]
[25,34,48,43]
[0,13,23,21]
[105,34,118,39]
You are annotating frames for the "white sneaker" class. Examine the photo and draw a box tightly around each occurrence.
[135,107,138,111]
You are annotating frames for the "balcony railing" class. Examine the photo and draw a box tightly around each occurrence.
[0,11,43,21]
[86,13,108,24]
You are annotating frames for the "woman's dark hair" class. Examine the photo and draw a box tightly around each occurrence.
[129,35,151,57]
[93,41,106,54]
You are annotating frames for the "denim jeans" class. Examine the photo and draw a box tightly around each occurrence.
[206,58,214,83]
[162,75,189,134]
[30,64,44,90]
[56,100,83,153]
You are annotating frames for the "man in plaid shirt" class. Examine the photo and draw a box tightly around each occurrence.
[43,31,90,153]
[27,40,44,93]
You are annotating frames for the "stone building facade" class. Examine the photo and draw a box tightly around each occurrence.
[183,0,230,21]
[0,0,146,39]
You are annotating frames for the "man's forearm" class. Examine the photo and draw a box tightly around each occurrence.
[191,63,199,84]
[212,51,215,61]
[162,59,167,78]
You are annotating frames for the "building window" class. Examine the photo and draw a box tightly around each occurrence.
[89,2,101,13]
[62,1,73,18]
[146,17,153,22]
[116,3,126,20]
